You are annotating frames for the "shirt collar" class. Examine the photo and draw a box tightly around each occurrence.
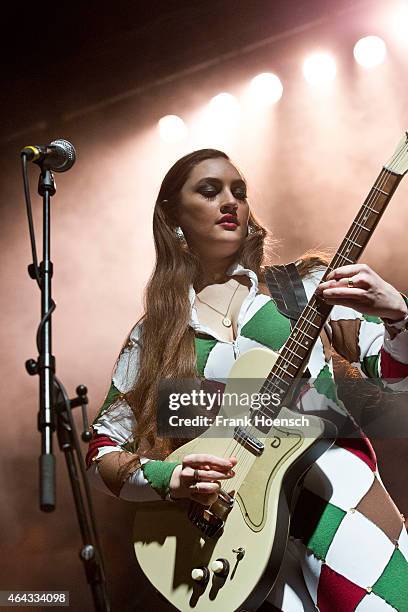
[188,262,259,333]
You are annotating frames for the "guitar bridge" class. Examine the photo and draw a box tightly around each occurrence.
[234,426,264,455]
[188,491,234,538]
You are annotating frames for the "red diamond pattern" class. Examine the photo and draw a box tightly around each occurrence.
[317,564,367,612]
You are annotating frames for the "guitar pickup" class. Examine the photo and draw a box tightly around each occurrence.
[233,426,264,456]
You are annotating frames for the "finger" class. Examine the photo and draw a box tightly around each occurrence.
[182,454,237,470]
[316,279,336,291]
[189,481,221,494]
[318,278,359,293]
[191,481,221,491]
[182,467,235,481]
[190,483,220,506]
[187,454,237,467]
[318,277,357,291]
[199,469,235,480]
[321,287,367,300]
[326,264,368,281]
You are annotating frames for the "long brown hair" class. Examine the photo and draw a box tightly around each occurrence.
[120,149,327,464]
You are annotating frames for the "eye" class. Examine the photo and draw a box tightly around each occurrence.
[198,188,217,200]
[233,188,247,200]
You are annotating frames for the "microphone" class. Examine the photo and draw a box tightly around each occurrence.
[21,139,76,172]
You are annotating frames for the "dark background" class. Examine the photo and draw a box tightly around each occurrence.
[1,1,408,610]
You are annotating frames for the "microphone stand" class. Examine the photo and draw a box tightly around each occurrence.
[23,161,110,612]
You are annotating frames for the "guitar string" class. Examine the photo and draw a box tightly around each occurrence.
[217,143,408,494]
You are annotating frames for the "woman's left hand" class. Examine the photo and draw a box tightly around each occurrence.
[315,264,407,321]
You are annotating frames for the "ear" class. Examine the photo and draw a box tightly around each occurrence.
[161,199,179,227]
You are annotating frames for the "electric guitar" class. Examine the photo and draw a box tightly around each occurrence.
[133,133,408,612]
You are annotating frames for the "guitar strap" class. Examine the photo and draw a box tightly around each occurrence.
[264,262,312,381]
[263,263,308,329]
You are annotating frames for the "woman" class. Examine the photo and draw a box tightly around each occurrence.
[86,149,408,611]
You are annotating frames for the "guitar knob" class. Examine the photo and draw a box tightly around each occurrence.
[191,567,210,584]
[210,558,230,577]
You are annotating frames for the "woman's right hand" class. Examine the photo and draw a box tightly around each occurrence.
[169,453,237,506]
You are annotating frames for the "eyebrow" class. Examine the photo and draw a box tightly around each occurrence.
[194,177,246,187]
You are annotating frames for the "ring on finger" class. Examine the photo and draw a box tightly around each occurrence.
[193,468,200,483]
[190,483,200,491]
[347,278,355,288]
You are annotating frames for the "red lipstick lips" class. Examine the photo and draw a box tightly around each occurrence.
[217,214,239,226]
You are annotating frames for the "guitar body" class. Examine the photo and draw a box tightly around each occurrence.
[133,347,337,611]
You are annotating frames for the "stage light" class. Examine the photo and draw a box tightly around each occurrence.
[158,115,188,143]
[249,73,283,106]
[302,52,337,86]
[353,36,387,68]
[208,93,240,119]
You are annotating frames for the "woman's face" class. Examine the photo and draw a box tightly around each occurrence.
[177,157,250,259]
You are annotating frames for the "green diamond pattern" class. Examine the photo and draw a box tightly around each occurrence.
[314,364,340,405]
[194,337,218,376]
[240,300,290,350]
[361,355,380,378]
[95,382,121,421]
[291,488,346,562]
[306,497,346,561]
[372,548,408,611]
[362,314,382,324]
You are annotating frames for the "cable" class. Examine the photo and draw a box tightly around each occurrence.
[21,154,41,288]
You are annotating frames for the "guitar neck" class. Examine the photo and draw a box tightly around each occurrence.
[264,168,403,403]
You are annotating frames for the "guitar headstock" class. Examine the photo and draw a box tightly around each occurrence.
[385,132,408,175]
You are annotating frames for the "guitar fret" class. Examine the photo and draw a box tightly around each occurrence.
[277,367,294,378]
[295,330,314,340]
[363,204,380,214]
[268,374,290,387]
[263,380,282,396]
[291,337,311,349]
[307,305,324,317]
[274,360,295,377]
[353,221,370,232]
[373,186,389,196]
[345,237,363,248]
[337,254,354,264]
[282,346,304,360]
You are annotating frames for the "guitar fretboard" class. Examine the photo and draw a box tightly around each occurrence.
[260,168,402,417]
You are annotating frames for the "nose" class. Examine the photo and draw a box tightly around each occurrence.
[220,190,239,214]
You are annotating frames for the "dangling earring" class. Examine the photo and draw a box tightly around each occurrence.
[174,226,186,242]
[247,224,255,237]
